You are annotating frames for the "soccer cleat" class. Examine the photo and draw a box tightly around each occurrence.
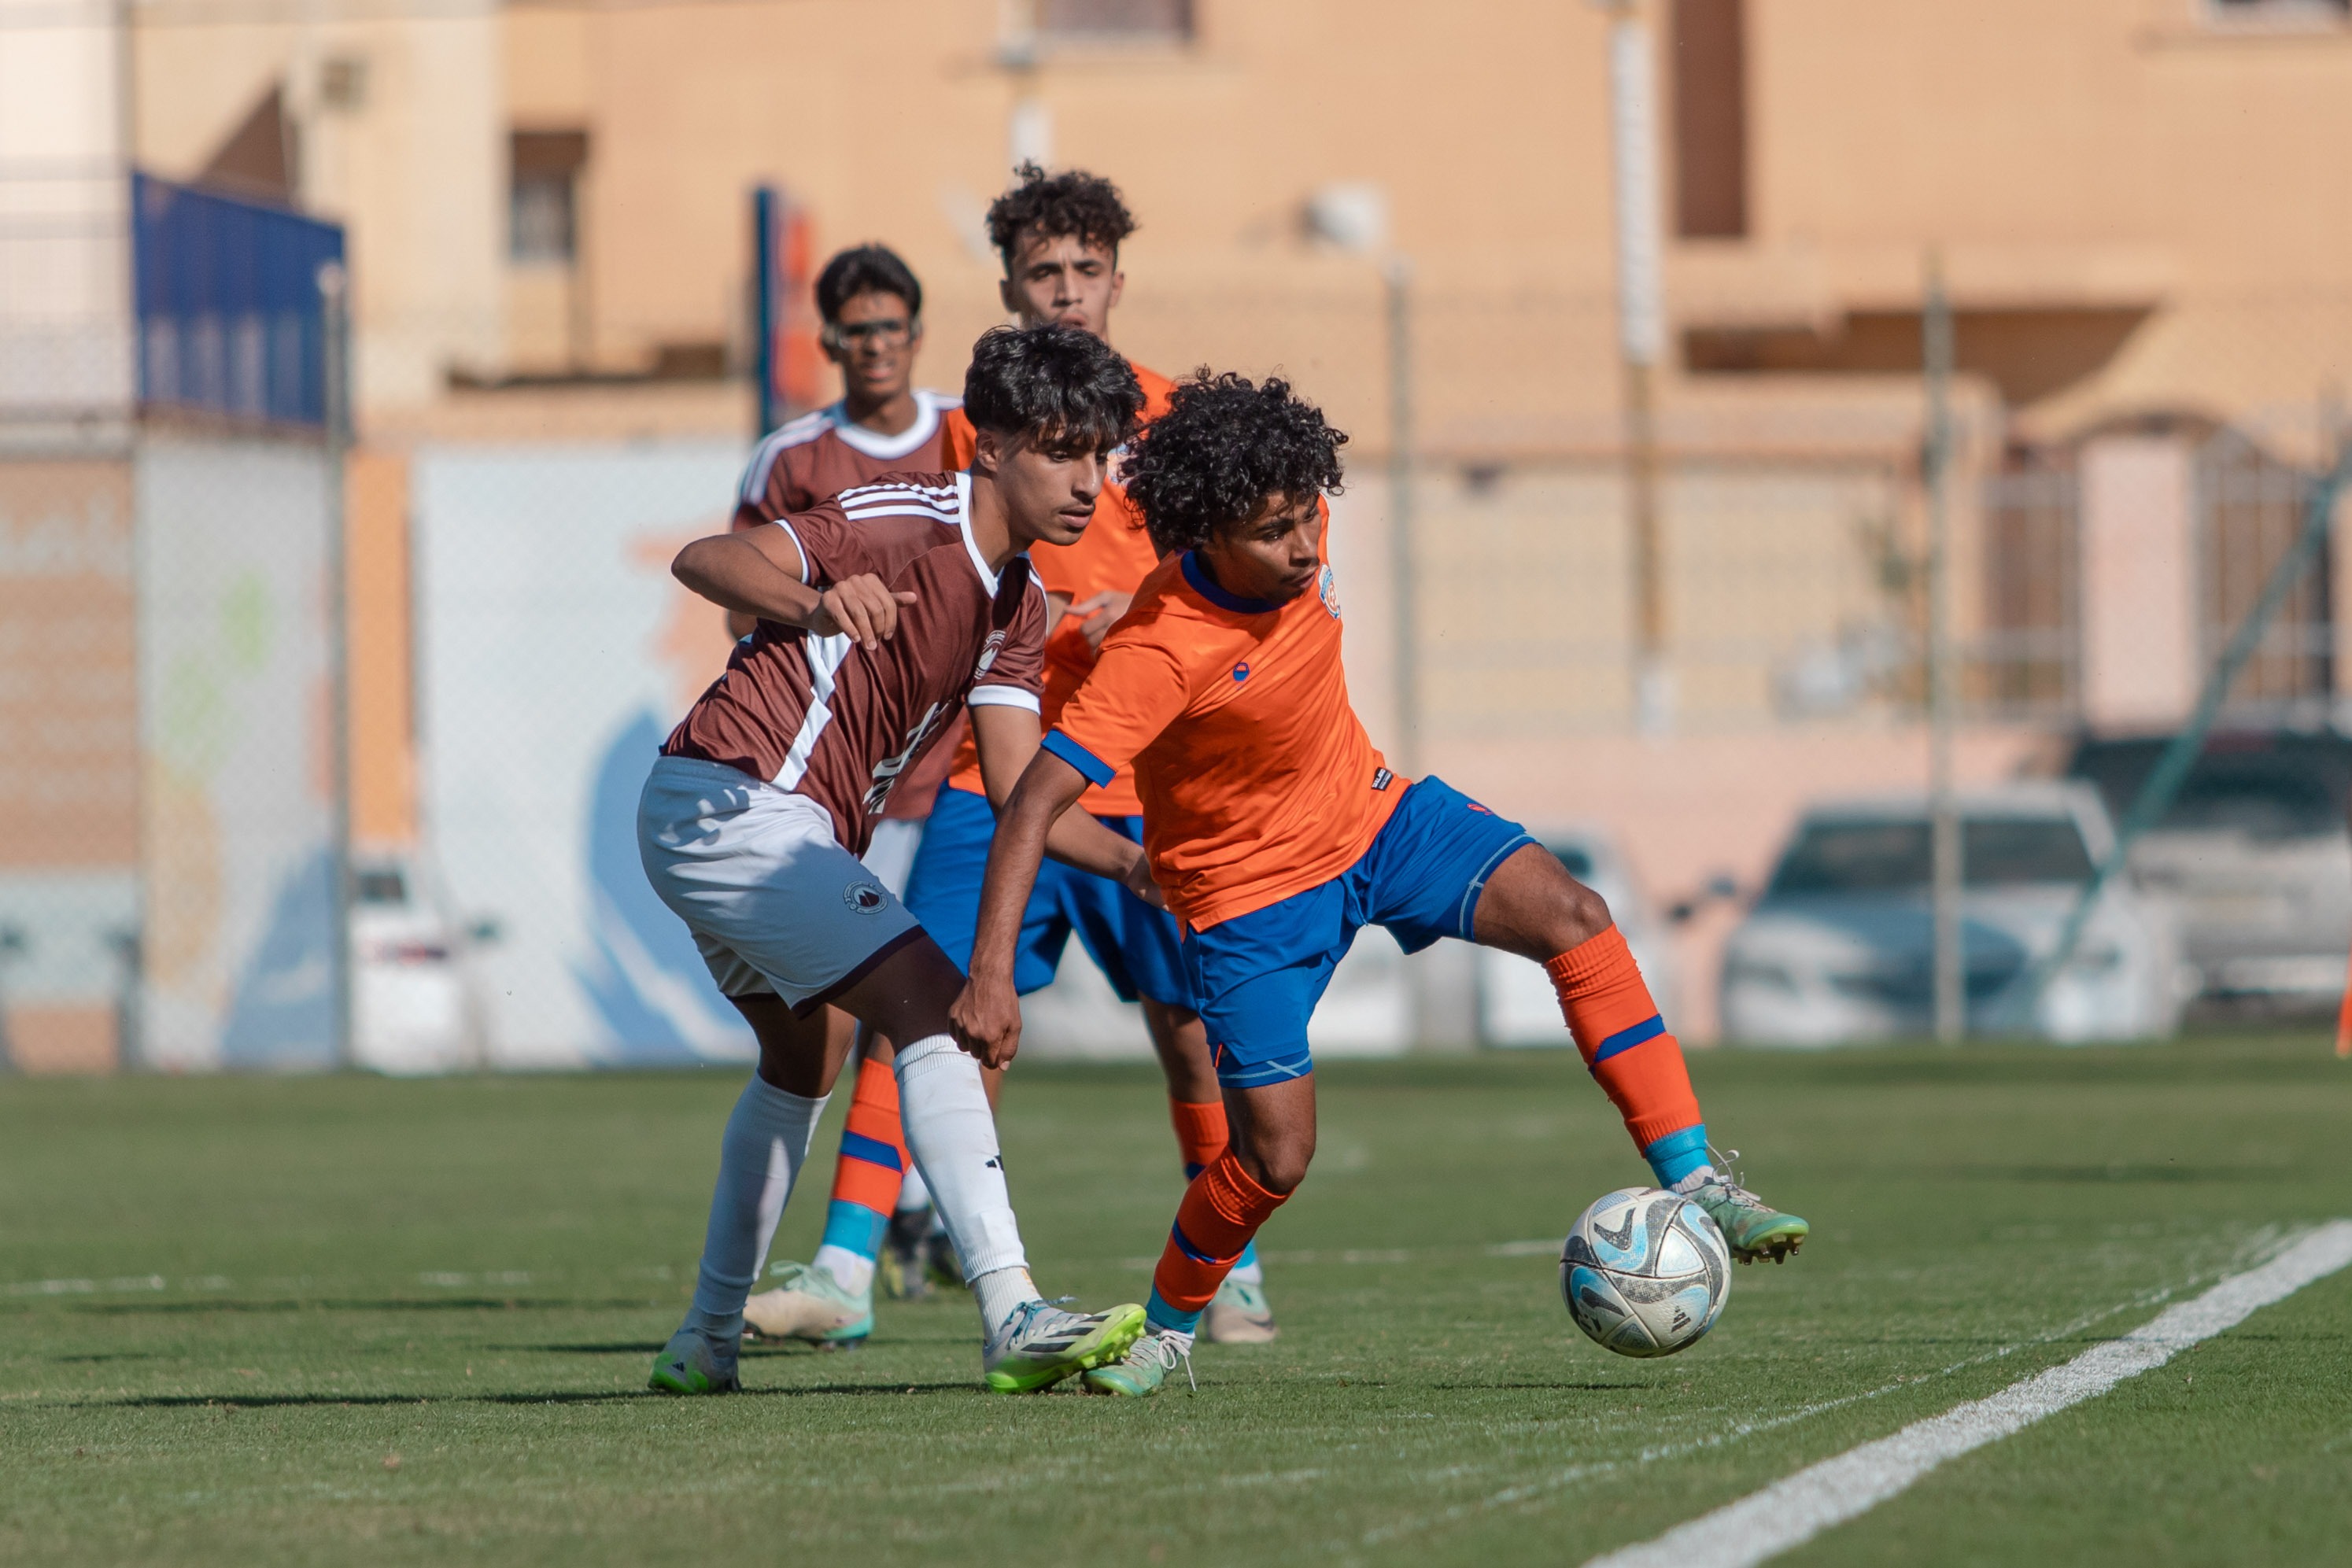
[880,1208,932,1301]
[923,1225,966,1293]
[981,1299,1146,1393]
[1082,1326,1194,1397]
[648,1327,739,1394]
[743,1260,872,1346]
[1678,1173,1808,1264]
[1202,1277,1279,1345]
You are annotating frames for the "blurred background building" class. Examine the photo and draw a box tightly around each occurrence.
[8,0,2352,1071]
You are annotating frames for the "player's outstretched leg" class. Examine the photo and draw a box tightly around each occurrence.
[744,1042,905,1345]
[1147,998,1280,1345]
[1478,844,1808,1264]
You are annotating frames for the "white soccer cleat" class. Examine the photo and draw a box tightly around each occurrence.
[980,1299,1146,1393]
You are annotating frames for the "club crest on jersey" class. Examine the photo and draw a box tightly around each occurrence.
[1318,564,1342,619]
[844,881,888,914]
[973,630,1007,681]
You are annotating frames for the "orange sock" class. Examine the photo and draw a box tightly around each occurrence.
[1147,1149,1287,1325]
[1546,925,1702,1152]
[826,1053,910,1218]
[1169,1098,1229,1179]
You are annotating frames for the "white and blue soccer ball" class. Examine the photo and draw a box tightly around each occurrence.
[1560,1186,1732,1358]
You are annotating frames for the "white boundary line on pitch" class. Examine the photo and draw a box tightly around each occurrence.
[1583,1219,2352,1568]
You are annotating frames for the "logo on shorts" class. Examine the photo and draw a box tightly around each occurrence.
[1318,564,1342,619]
[973,629,1007,681]
[844,880,888,914]
[1372,767,1394,791]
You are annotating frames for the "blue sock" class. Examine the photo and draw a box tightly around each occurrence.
[1643,1123,1711,1189]
[1145,1287,1203,1337]
[817,1200,888,1260]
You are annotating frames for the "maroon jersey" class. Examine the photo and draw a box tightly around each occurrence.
[664,473,1046,856]
[732,391,964,526]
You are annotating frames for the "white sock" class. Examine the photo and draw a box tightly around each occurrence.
[896,1164,932,1215]
[1671,1166,1719,1196]
[684,1075,828,1340]
[1228,1257,1265,1286]
[811,1245,873,1295]
[971,1265,1043,1336]
[892,1035,1030,1325]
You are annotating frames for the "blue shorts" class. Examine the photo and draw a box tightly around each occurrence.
[1181,777,1535,1089]
[904,785,1194,1009]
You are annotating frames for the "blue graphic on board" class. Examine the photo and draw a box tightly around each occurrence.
[220,846,337,1068]
[572,710,749,1062]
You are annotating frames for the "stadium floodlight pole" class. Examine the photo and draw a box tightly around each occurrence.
[752,184,782,438]
[1595,0,1671,733]
[1923,252,1962,1045]
[1386,254,1419,776]
[319,260,356,1072]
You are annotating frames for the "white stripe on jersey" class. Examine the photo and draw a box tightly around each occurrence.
[772,631,855,791]
[967,685,1042,712]
[738,410,835,504]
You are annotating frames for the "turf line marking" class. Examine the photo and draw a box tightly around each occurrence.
[1583,1219,2352,1568]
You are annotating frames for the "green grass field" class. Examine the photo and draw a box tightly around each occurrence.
[6,1035,2352,1566]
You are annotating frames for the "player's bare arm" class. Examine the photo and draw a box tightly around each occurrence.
[672,526,917,651]
[968,703,1158,891]
[949,747,1095,1069]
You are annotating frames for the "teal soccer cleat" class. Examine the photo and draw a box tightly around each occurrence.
[743,1260,872,1347]
[1202,1277,1279,1344]
[1081,1326,1194,1397]
[1678,1166,1809,1264]
[982,1299,1146,1393]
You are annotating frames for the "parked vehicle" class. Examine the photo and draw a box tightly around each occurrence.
[350,855,476,1075]
[1479,826,1678,1047]
[1720,784,2184,1046]
[2067,730,2352,1012]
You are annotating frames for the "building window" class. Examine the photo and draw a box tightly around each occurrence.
[509,131,588,265]
[1671,0,1748,240]
[1036,0,1193,41]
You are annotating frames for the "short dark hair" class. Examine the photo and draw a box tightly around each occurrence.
[986,162,1137,271]
[962,323,1144,453]
[814,244,922,325]
[1123,371,1349,554]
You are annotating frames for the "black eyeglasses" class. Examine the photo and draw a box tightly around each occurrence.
[827,319,914,348]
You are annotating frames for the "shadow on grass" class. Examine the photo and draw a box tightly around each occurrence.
[62,1297,663,1317]
[1957,1163,2284,1184]
[79,1381,988,1410]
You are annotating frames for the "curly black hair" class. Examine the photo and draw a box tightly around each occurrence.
[1122,371,1349,554]
[985,162,1137,270]
[962,323,1143,453]
[814,244,921,325]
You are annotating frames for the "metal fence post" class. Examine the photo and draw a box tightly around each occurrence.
[319,261,355,1071]
[1386,256,1417,777]
[1923,253,1963,1043]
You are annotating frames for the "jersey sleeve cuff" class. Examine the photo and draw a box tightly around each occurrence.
[966,684,1041,713]
[1041,729,1117,788]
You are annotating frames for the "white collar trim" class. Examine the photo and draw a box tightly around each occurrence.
[828,389,944,460]
[955,470,1001,595]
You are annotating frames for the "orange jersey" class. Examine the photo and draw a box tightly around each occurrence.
[1044,534,1404,931]
[943,360,1175,817]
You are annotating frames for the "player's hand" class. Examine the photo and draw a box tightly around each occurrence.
[810,574,918,651]
[949,973,1024,1070]
[1064,590,1133,655]
[1121,853,1167,911]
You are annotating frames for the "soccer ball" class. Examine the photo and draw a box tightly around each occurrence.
[1560,1186,1731,1358]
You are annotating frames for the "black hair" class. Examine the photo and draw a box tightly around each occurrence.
[1123,371,1349,554]
[986,162,1137,271]
[962,323,1143,452]
[814,244,922,325]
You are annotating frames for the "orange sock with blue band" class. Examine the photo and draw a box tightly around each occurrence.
[1145,1149,1287,1334]
[810,1053,910,1291]
[1546,926,1711,1187]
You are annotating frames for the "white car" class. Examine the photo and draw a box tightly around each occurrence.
[1720,784,2184,1046]
[1479,826,1679,1047]
[350,855,478,1075]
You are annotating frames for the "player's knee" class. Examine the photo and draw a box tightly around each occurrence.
[1542,875,1612,954]
[1235,1125,1314,1195]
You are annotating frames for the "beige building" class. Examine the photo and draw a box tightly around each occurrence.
[73,0,2352,1042]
